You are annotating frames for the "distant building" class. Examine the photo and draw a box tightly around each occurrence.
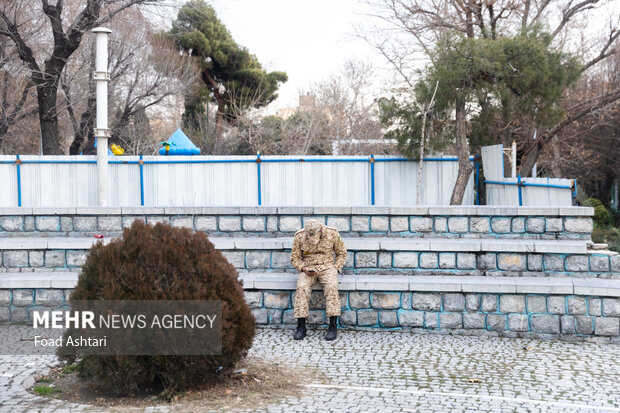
[298,94,315,109]
[276,95,316,120]
[275,107,296,120]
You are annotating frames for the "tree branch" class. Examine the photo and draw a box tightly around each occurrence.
[0,11,41,80]
[582,28,620,72]
[550,0,601,41]
[519,89,620,175]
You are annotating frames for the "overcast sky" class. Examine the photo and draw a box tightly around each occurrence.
[161,0,619,113]
[209,0,390,111]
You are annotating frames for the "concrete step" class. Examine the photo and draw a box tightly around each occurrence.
[0,271,78,288]
[0,236,616,277]
[1,271,619,298]
[239,273,620,297]
[0,236,589,254]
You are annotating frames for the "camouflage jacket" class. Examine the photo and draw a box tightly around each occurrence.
[290,226,347,273]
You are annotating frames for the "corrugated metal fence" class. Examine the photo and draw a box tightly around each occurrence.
[481,145,576,206]
[0,155,476,207]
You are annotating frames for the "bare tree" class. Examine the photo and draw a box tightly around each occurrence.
[57,7,200,155]
[542,41,620,202]
[0,36,37,152]
[308,59,388,155]
[0,0,161,154]
[364,0,619,201]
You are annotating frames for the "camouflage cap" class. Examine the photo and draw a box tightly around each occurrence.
[304,219,323,245]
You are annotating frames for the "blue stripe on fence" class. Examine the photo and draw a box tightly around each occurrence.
[5,154,478,207]
[16,155,21,207]
[257,152,262,206]
[485,180,572,189]
[370,155,375,205]
[139,155,145,206]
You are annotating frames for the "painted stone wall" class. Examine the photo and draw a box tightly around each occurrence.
[2,287,619,341]
[245,290,620,340]
[0,206,594,240]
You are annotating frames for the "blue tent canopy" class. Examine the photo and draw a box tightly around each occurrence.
[159,128,201,156]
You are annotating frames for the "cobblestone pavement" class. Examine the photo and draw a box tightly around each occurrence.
[1,326,620,412]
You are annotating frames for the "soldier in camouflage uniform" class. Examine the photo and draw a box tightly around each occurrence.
[290,219,347,340]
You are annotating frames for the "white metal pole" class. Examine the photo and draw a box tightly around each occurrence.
[511,140,517,178]
[93,27,111,207]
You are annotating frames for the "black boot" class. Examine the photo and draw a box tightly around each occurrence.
[294,318,307,340]
[324,316,338,341]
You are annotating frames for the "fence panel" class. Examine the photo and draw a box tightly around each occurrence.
[110,157,141,207]
[0,156,18,207]
[19,156,96,207]
[261,156,369,206]
[485,177,574,206]
[481,144,574,206]
[374,158,474,205]
[142,156,257,207]
[521,178,574,206]
[0,154,476,207]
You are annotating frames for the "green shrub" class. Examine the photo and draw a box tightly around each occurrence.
[584,198,612,228]
[60,221,255,396]
[592,227,620,253]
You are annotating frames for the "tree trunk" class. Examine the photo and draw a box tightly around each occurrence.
[416,81,439,205]
[450,93,474,205]
[68,100,95,155]
[416,115,427,205]
[37,82,63,154]
[213,101,224,153]
[549,136,563,177]
[499,95,512,177]
[519,140,541,177]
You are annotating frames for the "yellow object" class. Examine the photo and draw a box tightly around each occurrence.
[110,144,124,155]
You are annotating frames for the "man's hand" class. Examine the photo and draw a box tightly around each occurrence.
[302,266,316,275]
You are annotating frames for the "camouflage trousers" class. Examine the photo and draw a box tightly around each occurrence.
[294,267,341,318]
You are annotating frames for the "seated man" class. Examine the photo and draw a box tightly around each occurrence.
[290,219,347,341]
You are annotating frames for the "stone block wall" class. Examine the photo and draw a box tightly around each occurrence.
[2,287,619,341]
[246,289,620,341]
[0,250,87,272]
[3,205,614,342]
[0,288,72,323]
[0,206,594,240]
[2,246,617,278]
[222,249,619,278]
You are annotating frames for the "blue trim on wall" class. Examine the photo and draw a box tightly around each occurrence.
[370,155,375,206]
[256,152,262,206]
[16,155,21,207]
[139,155,145,206]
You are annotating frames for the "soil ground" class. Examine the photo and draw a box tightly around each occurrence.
[30,356,317,412]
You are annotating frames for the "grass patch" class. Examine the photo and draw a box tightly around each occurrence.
[61,364,78,375]
[36,378,54,383]
[34,385,61,396]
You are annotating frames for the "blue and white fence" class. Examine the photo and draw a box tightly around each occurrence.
[0,155,477,208]
[481,145,576,206]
